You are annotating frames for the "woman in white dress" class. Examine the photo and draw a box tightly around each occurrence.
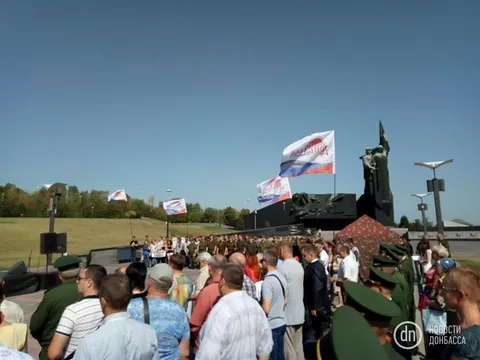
[421,244,433,274]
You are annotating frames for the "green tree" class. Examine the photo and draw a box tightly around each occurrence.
[236,217,245,230]
[264,220,271,228]
[202,207,217,223]
[223,207,239,226]
[408,219,423,231]
[399,215,410,229]
[186,203,203,223]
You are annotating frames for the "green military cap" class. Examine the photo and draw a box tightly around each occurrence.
[378,243,390,253]
[389,246,405,257]
[373,255,399,268]
[395,244,409,254]
[344,281,401,320]
[53,255,82,271]
[318,305,390,360]
[367,265,398,289]
[383,246,400,261]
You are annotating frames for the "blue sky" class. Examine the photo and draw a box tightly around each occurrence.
[1,1,479,224]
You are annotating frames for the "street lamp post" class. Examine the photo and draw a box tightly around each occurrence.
[414,159,453,235]
[253,210,257,229]
[166,189,172,238]
[411,193,431,237]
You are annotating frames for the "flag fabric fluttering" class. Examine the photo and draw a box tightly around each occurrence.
[379,121,390,154]
[163,198,188,216]
[108,189,128,202]
[257,176,292,207]
[279,130,336,177]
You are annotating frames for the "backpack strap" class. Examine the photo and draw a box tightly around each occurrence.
[142,297,150,325]
[267,274,286,298]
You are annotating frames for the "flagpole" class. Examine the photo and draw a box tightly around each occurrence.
[129,217,133,238]
[333,173,337,237]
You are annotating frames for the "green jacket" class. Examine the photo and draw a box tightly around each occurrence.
[30,278,82,360]
[383,342,407,360]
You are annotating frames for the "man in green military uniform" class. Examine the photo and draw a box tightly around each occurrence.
[392,244,416,323]
[30,256,83,360]
[217,238,227,257]
[343,280,406,360]
[187,240,198,269]
[305,305,391,360]
[372,255,413,360]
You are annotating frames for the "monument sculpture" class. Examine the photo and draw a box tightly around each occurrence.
[357,121,395,226]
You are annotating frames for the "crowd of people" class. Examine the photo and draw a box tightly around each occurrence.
[0,233,479,360]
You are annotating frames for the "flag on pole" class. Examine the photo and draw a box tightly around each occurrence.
[108,189,128,202]
[163,198,188,215]
[279,130,336,177]
[257,176,292,207]
[379,121,390,154]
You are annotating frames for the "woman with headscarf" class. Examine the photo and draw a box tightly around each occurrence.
[440,267,480,360]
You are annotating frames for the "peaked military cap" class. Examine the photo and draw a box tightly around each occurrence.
[379,243,390,253]
[389,246,405,257]
[318,305,390,360]
[395,244,409,254]
[367,265,398,289]
[343,281,401,320]
[373,255,399,267]
[54,255,82,272]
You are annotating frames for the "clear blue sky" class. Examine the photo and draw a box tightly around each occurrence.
[1,1,479,224]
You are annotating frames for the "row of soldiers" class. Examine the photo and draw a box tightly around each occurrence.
[186,234,286,265]
[307,241,417,360]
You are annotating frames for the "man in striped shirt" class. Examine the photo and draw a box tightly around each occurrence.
[47,265,107,360]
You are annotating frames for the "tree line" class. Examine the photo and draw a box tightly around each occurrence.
[0,183,432,231]
[0,183,250,228]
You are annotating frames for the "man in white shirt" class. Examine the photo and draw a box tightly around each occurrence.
[335,245,359,302]
[196,264,273,360]
[48,265,107,360]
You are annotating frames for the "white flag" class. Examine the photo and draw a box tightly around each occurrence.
[257,177,292,207]
[279,130,335,177]
[163,198,187,216]
[108,189,128,202]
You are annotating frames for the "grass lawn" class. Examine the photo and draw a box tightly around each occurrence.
[0,218,232,269]
[456,257,480,273]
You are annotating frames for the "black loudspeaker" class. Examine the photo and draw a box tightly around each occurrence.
[7,260,27,276]
[40,233,67,254]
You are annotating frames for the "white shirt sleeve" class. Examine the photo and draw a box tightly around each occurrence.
[56,306,77,336]
[256,313,274,357]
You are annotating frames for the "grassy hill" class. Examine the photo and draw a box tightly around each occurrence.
[0,218,232,269]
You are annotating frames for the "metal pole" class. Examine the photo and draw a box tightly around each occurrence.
[432,179,444,235]
[46,195,58,273]
[166,216,170,238]
[420,200,428,237]
[254,211,257,229]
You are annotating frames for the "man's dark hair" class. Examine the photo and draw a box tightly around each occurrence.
[340,245,350,254]
[85,265,107,290]
[170,254,186,271]
[262,250,278,267]
[99,274,132,310]
[221,264,244,290]
[126,262,147,291]
[302,243,318,256]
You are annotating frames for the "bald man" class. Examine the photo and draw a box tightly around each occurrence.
[229,252,258,301]
[114,266,127,275]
